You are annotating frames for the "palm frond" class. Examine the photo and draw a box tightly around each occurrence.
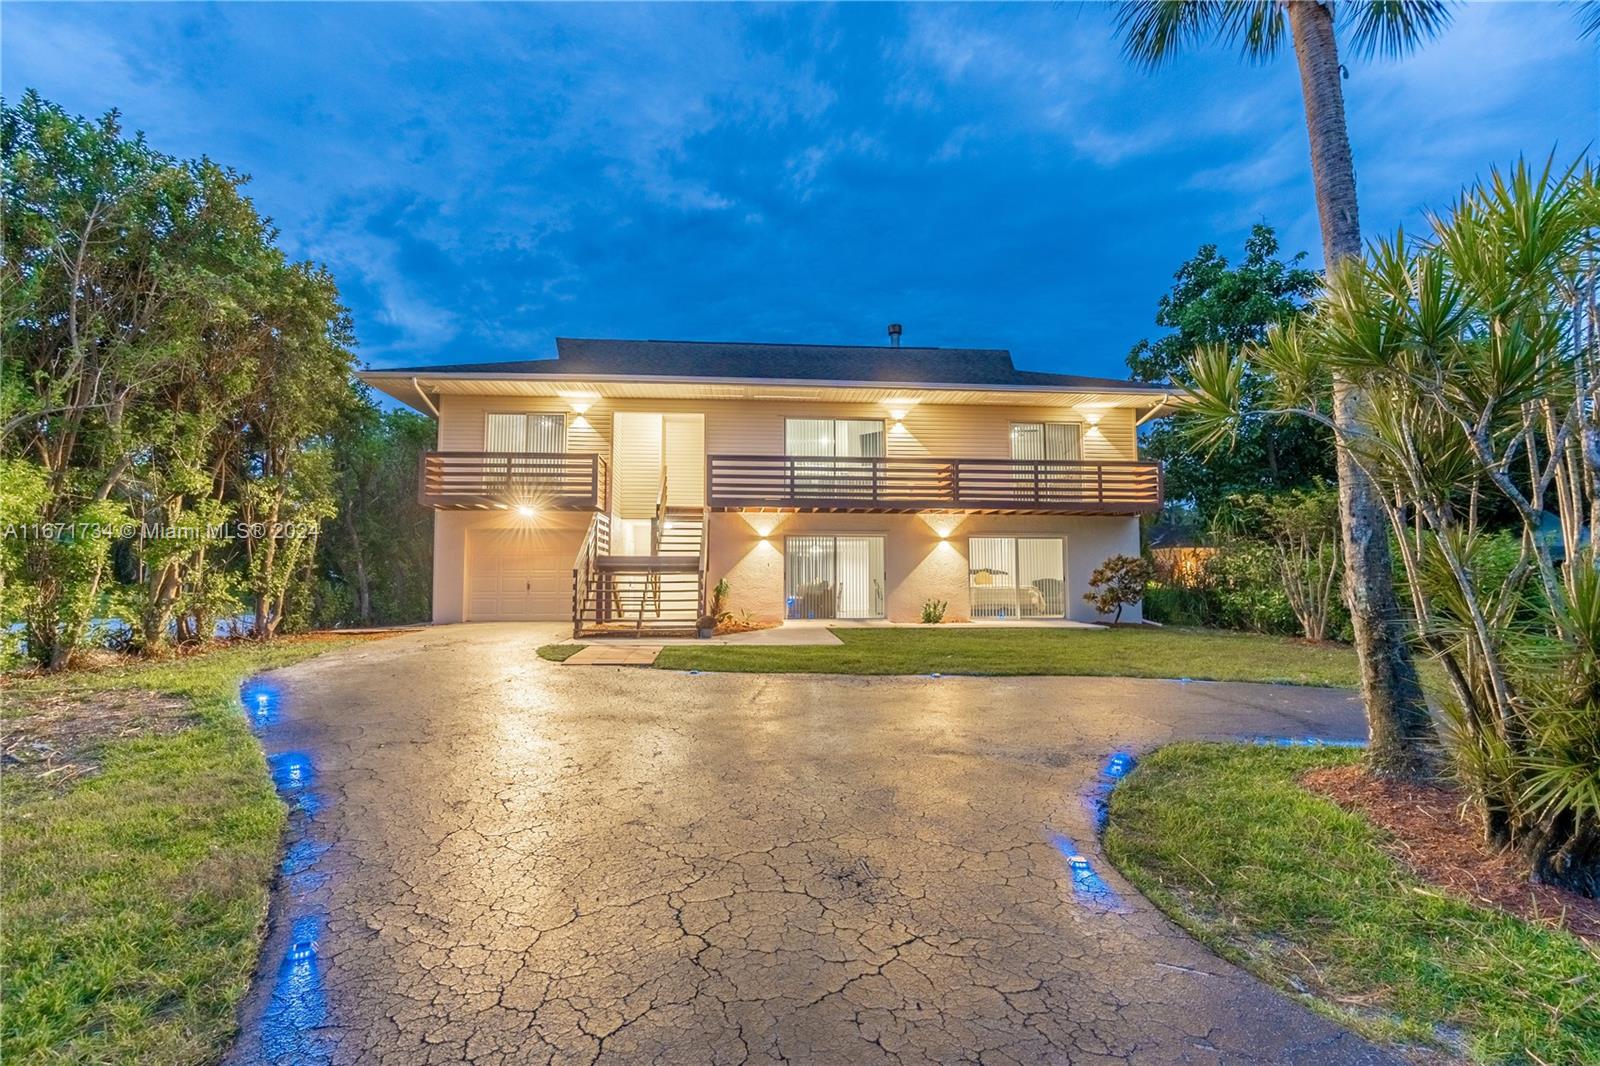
[1114,1,1230,67]
[1576,0,1600,40]
[1340,1,1456,62]
[1178,342,1248,452]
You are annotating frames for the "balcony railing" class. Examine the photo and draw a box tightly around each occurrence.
[418,451,608,510]
[706,454,1161,515]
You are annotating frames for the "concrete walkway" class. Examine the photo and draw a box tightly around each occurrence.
[227,623,1394,1066]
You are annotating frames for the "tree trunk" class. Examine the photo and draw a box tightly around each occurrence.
[342,504,372,625]
[1287,1,1435,776]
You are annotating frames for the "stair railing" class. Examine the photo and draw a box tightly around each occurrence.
[643,468,669,620]
[696,505,711,625]
[570,511,610,638]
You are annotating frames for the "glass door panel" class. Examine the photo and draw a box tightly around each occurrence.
[969,536,1065,619]
[784,535,885,620]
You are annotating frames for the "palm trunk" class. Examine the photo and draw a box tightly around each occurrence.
[1287,1,1434,776]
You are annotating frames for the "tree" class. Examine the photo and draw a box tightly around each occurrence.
[1084,554,1153,624]
[1115,0,1452,777]
[1129,223,1330,516]
[1214,486,1343,641]
[1,93,359,664]
[1185,157,1600,895]
[2,93,259,666]
[315,400,434,626]
[235,260,355,639]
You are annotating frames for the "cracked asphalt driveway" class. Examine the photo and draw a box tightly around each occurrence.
[227,623,1397,1066]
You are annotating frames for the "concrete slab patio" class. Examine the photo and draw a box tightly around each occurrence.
[226,622,1395,1066]
[561,644,664,666]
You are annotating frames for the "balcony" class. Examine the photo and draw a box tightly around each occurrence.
[418,452,609,510]
[706,454,1162,515]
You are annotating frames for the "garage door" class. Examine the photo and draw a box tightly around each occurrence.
[466,531,572,621]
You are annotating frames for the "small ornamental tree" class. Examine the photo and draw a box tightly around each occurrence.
[1083,555,1152,625]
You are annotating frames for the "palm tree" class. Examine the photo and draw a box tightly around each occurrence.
[1115,1,1453,777]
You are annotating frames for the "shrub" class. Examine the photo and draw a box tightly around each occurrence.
[1083,555,1152,624]
[920,598,947,624]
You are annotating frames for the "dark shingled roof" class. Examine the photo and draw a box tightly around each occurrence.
[378,338,1166,392]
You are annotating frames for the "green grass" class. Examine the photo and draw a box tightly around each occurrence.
[1,639,359,1064]
[1103,743,1600,1064]
[536,642,582,663]
[634,626,1364,687]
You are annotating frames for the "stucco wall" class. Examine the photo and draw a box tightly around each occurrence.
[706,512,1141,625]
[432,509,591,623]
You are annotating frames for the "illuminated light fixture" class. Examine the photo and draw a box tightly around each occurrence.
[515,504,536,518]
[919,512,964,540]
[571,401,592,415]
[741,512,787,538]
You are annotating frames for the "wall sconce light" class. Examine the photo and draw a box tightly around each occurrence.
[742,512,787,539]
[571,401,592,415]
[515,504,537,518]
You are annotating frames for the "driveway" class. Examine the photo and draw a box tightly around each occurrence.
[227,623,1396,1066]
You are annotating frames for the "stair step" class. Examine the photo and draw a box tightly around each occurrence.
[595,555,700,572]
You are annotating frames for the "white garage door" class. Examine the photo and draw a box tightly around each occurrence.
[466,531,572,621]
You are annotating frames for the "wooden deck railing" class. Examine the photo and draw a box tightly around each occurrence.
[706,454,1162,514]
[418,452,608,510]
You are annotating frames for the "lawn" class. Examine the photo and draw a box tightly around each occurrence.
[1,638,359,1064]
[637,626,1365,687]
[1103,743,1600,1065]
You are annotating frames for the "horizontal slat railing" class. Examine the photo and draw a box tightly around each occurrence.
[706,455,1161,514]
[419,452,607,510]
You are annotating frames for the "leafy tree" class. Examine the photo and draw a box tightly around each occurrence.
[1185,157,1600,895]
[1,92,359,663]
[1213,485,1343,641]
[1128,224,1330,515]
[314,401,435,626]
[1116,0,1453,778]
[2,93,258,665]
[235,260,355,638]
[1083,554,1153,624]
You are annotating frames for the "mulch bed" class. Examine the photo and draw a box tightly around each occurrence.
[1303,765,1600,944]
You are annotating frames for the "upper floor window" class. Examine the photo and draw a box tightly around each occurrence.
[1011,421,1081,462]
[486,412,566,452]
[785,418,885,458]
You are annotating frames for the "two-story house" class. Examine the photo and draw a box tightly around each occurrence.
[360,337,1174,635]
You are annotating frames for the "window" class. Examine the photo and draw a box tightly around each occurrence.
[485,412,567,452]
[785,418,885,499]
[785,418,885,458]
[785,535,886,620]
[968,536,1066,619]
[1010,422,1081,461]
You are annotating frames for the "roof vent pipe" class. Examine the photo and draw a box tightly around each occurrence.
[887,323,902,348]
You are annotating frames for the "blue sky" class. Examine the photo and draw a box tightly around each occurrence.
[4,2,1594,380]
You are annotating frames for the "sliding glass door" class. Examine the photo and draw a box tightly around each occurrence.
[968,536,1066,620]
[785,418,885,499]
[784,535,886,620]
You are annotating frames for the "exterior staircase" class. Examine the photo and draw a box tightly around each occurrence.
[571,502,709,638]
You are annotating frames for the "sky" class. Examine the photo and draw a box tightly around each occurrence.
[3,2,1595,383]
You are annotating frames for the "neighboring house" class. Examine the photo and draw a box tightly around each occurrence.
[360,337,1176,634]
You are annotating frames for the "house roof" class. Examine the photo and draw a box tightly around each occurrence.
[372,337,1170,393]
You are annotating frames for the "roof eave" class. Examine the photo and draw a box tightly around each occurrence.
[356,368,1176,398]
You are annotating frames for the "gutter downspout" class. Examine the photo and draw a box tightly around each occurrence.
[410,377,441,419]
[1136,395,1174,427]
